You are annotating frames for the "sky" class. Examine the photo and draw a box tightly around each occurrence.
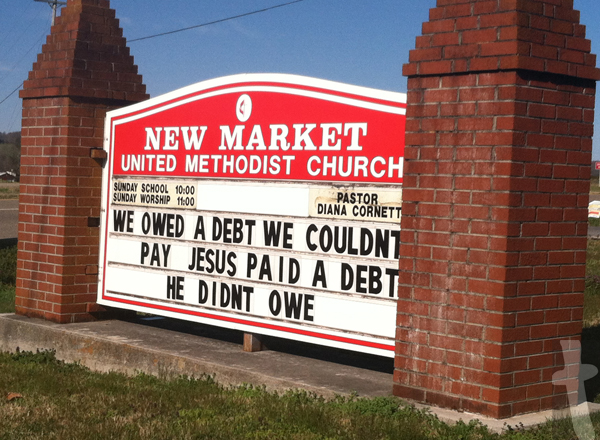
[0,0,599,157]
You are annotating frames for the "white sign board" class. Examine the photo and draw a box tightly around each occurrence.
[99,74,406,357]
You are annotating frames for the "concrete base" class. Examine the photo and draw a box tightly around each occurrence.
[413,401,600,433]
[0,313,597,432]
[0,313,393,398]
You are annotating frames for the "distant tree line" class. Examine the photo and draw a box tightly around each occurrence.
[0,131,21,177]
[0,132,20,146]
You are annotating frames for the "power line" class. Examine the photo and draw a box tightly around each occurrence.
[0,3,50,108]
[6,94,21,132]
[0,82,23,107]
[0,2,42,64]
[0,1,306,108]
[0,28,48,88]
[129,0,304,43]
[0,1,34,53]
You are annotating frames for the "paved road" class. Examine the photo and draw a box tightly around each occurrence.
[0,199,18,242]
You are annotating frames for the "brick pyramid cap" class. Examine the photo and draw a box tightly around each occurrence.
[21,0,149,101]
[404,0,600,80]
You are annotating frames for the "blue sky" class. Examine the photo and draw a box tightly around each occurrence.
[0,0,599,157]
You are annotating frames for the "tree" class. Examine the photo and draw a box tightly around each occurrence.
[0,131,21,175]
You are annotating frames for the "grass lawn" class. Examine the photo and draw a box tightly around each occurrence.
[0,283,15,314]
[0,182,19,200]
[0,349,594,440]
[591,176,600,194]
[585,240,600,326]
[0,245,16,314]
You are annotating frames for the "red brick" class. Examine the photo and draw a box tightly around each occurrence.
[455,16,478,31]
[481,41,529,57]
[473,0,498,14]
[461,28,498,44]
[431,32,461,47]
[543,90,571,105]
[409,48,443,63]
[17,0,147,325]
[397,0,595,420]
[419,60,454,75]
[528,103,556,119]
[444,44,480,59]
[457,117,494,131]
[422,19,456,35]
[424,88,458,102]
[470,57,501,72]
[459,87,496,102]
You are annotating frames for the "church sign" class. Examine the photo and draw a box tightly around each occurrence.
[98,74,406,357]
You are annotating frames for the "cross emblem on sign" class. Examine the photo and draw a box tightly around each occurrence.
[236,94,252,122]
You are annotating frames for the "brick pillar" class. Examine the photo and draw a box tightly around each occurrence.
[395,0,599,418]
[16,0,148,323]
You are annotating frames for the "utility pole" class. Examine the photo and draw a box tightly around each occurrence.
[34,0,67,26]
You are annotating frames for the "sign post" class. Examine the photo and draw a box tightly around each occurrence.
[99,74,406,357]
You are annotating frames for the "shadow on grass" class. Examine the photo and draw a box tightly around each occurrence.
[0,238,17,250]
[581,325,600,403]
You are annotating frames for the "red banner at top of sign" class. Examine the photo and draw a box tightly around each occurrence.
[106,74,406,184]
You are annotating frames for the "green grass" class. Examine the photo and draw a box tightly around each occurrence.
[591,177,600,194]
[0,183,19,200]
[585,240,600,327]
[0,245,16,286]
[0,349,595,440]
[0,284,15,313]
[0,245,16,313]
[0,350,470,440]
